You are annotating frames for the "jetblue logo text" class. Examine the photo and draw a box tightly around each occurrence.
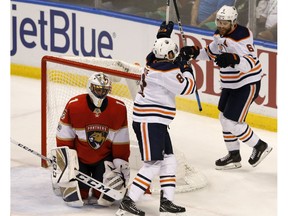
[11,4,114,57]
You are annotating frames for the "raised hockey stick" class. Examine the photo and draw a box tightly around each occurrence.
[10,138,124,200]
[172,0,203,111]
[166,0,170,24]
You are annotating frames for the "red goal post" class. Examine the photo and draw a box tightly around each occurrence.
[41,55,207,193]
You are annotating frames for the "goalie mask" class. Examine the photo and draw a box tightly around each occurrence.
[87,72,112,107]
[152,38,179,61]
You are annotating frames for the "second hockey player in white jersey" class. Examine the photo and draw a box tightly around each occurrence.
[116,21,195,216]
[180,5,273,170]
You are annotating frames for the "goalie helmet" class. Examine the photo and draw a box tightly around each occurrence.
[87,72,111,107]
[216,5,238,24]
[152,38,179,60]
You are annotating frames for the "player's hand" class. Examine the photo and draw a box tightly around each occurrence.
[215,53,240,68]
[174,56,193,73]
[157,21,174,39]
[180,46,200,60]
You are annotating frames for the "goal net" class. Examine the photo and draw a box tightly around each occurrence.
[41,55,207,193]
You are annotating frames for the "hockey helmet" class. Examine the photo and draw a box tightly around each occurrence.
[87,72,111,107]
[216,5,238,24]
[152,38,179,60]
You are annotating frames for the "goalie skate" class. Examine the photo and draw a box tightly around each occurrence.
[215,150,242,170]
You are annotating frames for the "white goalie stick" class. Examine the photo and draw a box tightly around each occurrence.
[10,138,124,200]
[172,0,203,111]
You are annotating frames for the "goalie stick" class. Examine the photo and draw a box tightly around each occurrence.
[172,0,203,112]
[10,138,124,200]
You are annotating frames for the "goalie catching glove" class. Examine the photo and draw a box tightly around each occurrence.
[157,21,174,39]
[215,53,240,68]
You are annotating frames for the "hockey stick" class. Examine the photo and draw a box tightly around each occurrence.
[172,0,203,111]
[166,0,170,24]
[10,138,124,200]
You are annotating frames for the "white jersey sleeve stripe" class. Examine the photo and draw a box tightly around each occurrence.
[56,122,76,139]
[181,77,195,95]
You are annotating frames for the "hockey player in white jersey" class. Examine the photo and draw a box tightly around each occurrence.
[116,21,195,216]
[180,5,273,170]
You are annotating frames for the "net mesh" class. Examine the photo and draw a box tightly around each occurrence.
[42,56,207,193]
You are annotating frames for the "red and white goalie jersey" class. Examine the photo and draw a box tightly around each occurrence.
[197,24,263,89]
[56,94,130,164]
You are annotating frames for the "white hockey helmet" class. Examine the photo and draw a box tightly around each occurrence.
[152,38,179,60]
[87,72,111,107]
[216,5,238,24]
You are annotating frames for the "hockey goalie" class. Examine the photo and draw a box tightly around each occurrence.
[51,72,130,207]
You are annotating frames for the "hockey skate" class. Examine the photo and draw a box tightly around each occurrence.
[115,192,145,216]
[215,150,242,170]
[159,190,186,215]
[248,139,273,167]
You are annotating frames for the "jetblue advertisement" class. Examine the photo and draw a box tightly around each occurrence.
[11,0,277,126]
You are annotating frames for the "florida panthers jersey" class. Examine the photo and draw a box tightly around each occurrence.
[56,94,130,164]
[133,52,195,125]
[197,24,263,89]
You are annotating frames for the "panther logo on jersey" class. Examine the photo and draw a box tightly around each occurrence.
[86,124,109,149]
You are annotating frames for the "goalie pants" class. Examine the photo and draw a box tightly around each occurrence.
[78,155,113,199]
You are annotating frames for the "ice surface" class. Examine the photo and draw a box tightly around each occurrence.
[10,76,278,216]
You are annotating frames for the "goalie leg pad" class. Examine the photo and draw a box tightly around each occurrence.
[51,146,79,186]
[51,146,79,196]
[60,180,84,207]
[52,182,61,196]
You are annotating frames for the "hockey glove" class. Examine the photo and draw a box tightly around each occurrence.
[215,53,240,68]
[157,21,174,39]
[175,58,193,74]
[180,46,200,60]
[180,62,193,76]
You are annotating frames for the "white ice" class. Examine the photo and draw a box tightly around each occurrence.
[10,75,278,216]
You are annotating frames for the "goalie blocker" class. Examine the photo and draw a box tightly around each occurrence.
[51,147,126,207]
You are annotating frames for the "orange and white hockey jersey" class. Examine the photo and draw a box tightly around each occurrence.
[133,52,195,125]
[197,24,263,89]
[56,94,130,164]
